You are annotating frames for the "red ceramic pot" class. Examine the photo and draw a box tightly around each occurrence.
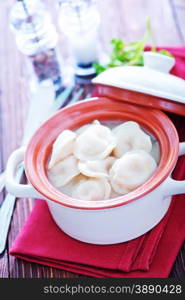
[5,97,185,244]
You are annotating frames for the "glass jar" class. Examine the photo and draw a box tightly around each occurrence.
[9,0,62,93]
[58,0,100,76]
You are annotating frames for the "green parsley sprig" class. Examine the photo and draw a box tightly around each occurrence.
[94,18,173,75]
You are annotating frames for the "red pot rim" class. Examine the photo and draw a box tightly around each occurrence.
[25,97,179,210]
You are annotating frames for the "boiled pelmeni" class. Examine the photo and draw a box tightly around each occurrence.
[113,122,152,158]
[110,150,157,194]
[72,177,111,201]
[78,157,115,178]
[74,123,116,161]
[76,120,100,135]
[58,174,86,197]
[48,155,80,187]
[113,121,140,133]
[48,130,76,169]
[110,190,121,199]
[110,181,130,195]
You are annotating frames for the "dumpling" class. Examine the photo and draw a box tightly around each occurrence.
[110,190,121,199]
[110,150,157,194]
[58,174,86,196]
[72,177,111,201]
[112,121,152,158]
[75,120,100,135]
[113,121,140,132]
[74,123,116,161]
[48,155,80,187]
[48,130,76,169]
[58,173,112,200]
[78,157,115,178]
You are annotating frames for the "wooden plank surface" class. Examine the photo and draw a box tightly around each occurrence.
[0,0,185,278]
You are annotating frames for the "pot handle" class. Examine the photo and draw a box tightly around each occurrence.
[164,142,185,196]
[5,147,44,199]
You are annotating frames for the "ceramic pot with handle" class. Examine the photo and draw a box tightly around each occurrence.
[5,96,185,245]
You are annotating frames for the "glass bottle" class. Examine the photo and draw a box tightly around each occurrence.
[58,0,101,77]
[9,0,63,94]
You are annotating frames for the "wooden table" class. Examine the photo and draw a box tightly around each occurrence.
[0,0,185,278]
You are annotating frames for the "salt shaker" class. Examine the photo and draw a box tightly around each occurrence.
[58,0,101,77]
[9,0,63,94]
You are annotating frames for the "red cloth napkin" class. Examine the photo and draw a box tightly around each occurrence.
[10,47,185,278]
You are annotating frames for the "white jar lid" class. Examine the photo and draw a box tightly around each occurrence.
[92,52,185,104]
